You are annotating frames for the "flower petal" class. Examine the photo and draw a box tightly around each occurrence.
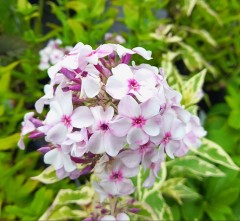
[71,106,93,128]
[82,76,100,98]
[88,131,105,154]
[109,117,131,137]
[127,127,149,145]
[45,123,68,144]
[106,76,129,99]
[140,97,160,119]
[118,95,141,118]
[143,117,161,136]
[104,133,125,157]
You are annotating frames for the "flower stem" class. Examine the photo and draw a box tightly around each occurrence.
[110,197,118,216]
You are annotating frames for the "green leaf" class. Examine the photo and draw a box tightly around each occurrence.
[52,186,94,206]
[197,1,223,25]
[191,138,239,170]
[184,0,198,16]
[181,201,204,221]
[168,156,225,177]
[48,206,87,220]
[161,178,200,203]
[31,166,59,184]
[182,69,206,106]
[188,28,217,47]
[0,133,20,150]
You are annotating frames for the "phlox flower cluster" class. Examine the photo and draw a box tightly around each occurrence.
[38,39,72,71]
[19,42,206,220]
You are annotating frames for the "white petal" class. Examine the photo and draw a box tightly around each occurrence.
[165,141,179,159]
[101,215,116,221]
[48,62,62,79]
[55,87,73,115]
[171,121,185,140]
[143,117,161,136]
[117,213,130,221]
[116,45,134,57]
[118,95,141,118]
[62,154,76,172]
[71,106,93,128]
[109,117,131,137]
[45,101,62,125]
[127,127,149,145]
[132,47,152,60]
[35,98,45,113]
[82,77,100,98]
[120,150,141,168]
[112,63,133,79]
[91,106,114,122]
[140,97,160,119]
[45,123,68,144]
[88,131,105,154]
[106,76,129,99]
[44,148,63,170]
[104,133,125,157]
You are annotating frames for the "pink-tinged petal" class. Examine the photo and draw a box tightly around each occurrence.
[118,179,135,195]
[101,215,116,221]
[88,131,105,154]
[143,170,155,188]
[93,182,108,203]
[118,95,141,118]
[104,133,125,157]
[86,53,98,64]
[61,55,79,70]
[45,123,68,144]
[44,148,63,170]
[112,63,133,79]
[82,77,100,98]
[162,112,175,133]
[132,47,152,60]
[165,140,179,159]
[101,180,119,195]
[134,68,156,87]
[71,106,93,128]
[22,121,35,136]
[35,98,45,113]
[48,62,62,79]
[62,154,76,172]
[91,106,114,122]
[150,133,164,145]
[120,150,141,168]
[117,213,130,221]
[45,101,62,125]
[96,44,114,57]
[122,165,139,177]
[17,137,25,149]
[134,87,155,102]
[140,97,160,119]
[127,127,149,145]
[143,117,161,136]
[106,76,129,99]
[109,117,131,137]
[116,45,134,57]
[55,87,73,115]
[171,121,185,140]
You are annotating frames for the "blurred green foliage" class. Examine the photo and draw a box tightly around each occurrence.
[0,0,239,220]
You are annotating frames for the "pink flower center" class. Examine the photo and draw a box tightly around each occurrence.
[132,116,146,127]
[128,79,140,91]
[100,123,109,131]
[61,115,71,127]
[81,71,88,78]
[110,170,123,182]
[162,132,171,145]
